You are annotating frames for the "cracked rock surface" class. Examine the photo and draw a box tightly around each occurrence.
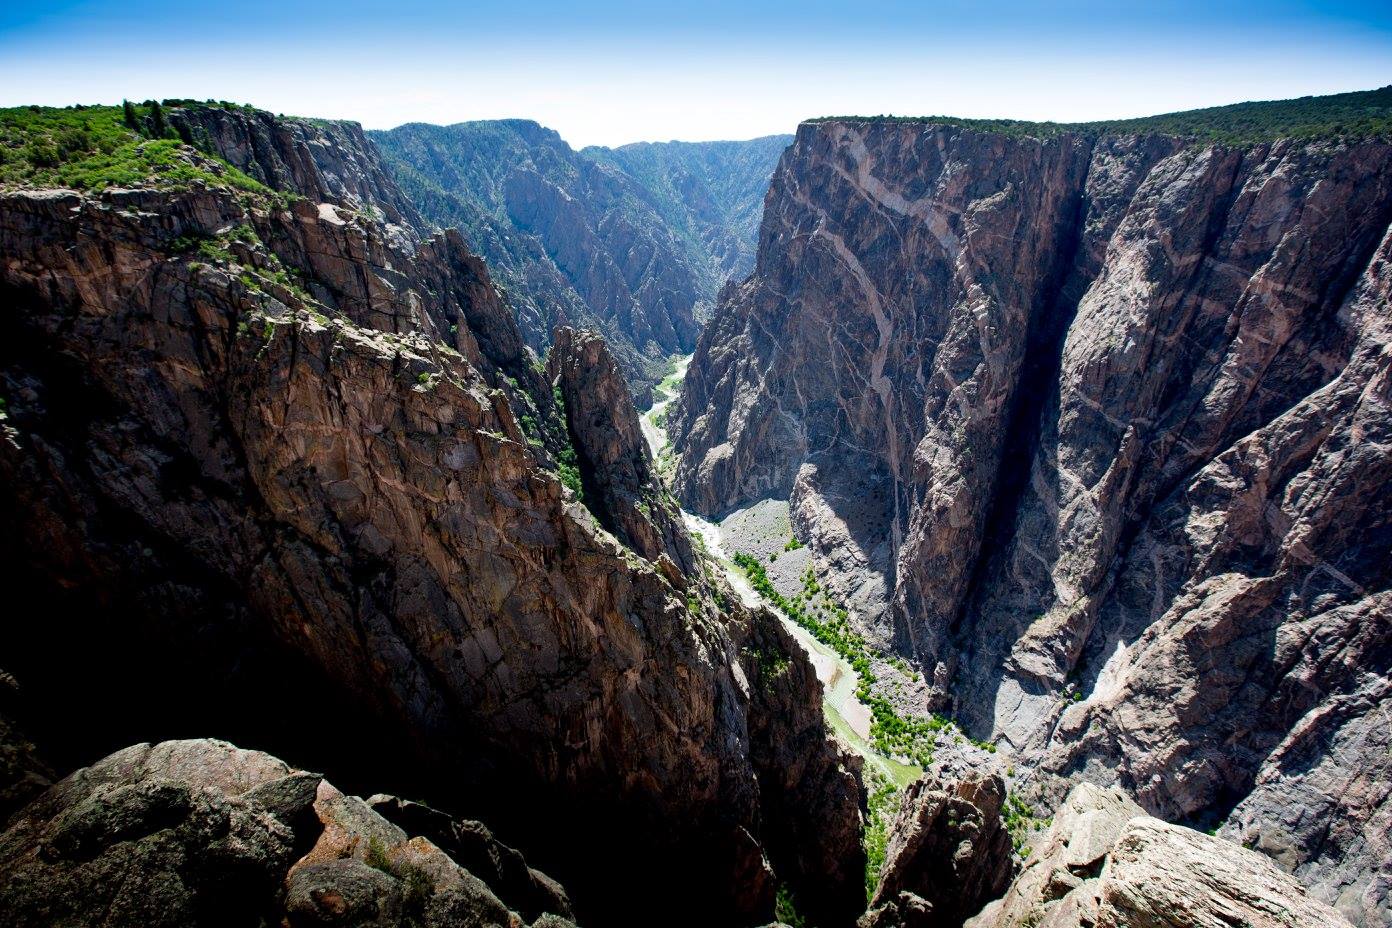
[0,738,572,928]
[0,111,862,928]
[968,782,1355,928]
[671,118,1392,924]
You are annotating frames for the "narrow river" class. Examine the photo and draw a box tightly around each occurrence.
[642,356,919,787]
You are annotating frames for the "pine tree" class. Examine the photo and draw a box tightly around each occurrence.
[122,99,139,132]
[149,100,168,139]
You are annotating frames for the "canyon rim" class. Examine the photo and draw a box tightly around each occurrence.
[1,6,1391,927]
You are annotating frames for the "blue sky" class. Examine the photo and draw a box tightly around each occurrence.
[3,1,1390,147]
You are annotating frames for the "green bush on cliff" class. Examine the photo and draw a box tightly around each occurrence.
[0,103,271,195]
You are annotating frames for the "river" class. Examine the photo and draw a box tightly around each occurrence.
[642,355,919,787]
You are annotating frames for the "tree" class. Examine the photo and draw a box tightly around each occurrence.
[122,99,139,132]
[149,100,168,139]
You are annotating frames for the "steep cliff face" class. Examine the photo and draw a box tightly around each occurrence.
[671,92,1392,925]
[0,109,863,928]
[370,120,708,402]
[862,773,1014,928]
[582,135,793,294]
[547,326,696,576]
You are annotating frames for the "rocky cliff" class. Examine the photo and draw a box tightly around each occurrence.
[0,738,574,927]
[671,87,1392,925]
[968,781,1356,928]
[0,104,863,927]
[370,120,700,401]
[370,121,788,402]
[582,134,793,294]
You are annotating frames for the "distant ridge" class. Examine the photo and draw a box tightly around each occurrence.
[808,84,1392,142]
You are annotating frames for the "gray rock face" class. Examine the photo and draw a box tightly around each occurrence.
[0,113,863,927]
[671,115,1392,923]
[969,783,1354,928]
[0,738,572,928]
[581,135,794,294]
[861,773,1014,928]
[371,120,716,402]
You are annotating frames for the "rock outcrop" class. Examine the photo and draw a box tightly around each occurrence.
[671,89,1392,924]
[0,112,863,927]
[969,782,1354,928]
[861,773,1014,928]
[548,325,696,575]
[169,103,426,242]
[0,738,573,928]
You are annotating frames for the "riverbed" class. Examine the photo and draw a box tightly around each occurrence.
[642,356,919,788]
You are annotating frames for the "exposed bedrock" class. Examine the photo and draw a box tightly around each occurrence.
[671,118,1392,924]
[547,325,696,576]
[968,782,1355,928]
[860,773,1014,928]
[0,113,863,928]
[0,738,574,928]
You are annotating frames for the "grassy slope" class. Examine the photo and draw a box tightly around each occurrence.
[0,102,273,194]
[808,84,1392,143]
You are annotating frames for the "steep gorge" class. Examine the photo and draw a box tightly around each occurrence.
[0,103,863,928]
[672,90,1392,926]
[371,120,789,403]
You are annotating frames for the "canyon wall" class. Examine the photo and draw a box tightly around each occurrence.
[371,121,788,402]
[671,116,1392,925]
[0,108,863,928]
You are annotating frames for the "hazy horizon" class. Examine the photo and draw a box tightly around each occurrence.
[4,0,1392,149]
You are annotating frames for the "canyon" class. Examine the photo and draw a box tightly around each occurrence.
[370,120,789,403]
[671,87,1392,926]
[0,86,1389,928]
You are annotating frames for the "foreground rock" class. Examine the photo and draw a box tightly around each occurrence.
[0,739,571,928]
[860,773,1014,928]
[969,783,1354,928]
[0,672,52,824]
[0,107,863,927]
[670,90,1392,922]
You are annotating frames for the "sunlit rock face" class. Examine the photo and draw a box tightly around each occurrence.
[672,117,1392,925]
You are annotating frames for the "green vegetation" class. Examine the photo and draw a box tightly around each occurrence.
[774,884,807,928]
[556,445,584,498]
[863,767,899,900]
[808,85,1392,144]
[784,535,805,552]
[549,385,589,503]
[1004,792,1047,856]
[0,102,275,195]
[732,550,1004,774]
[733,553,949,767]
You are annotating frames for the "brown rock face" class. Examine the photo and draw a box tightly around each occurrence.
[0,116,862,927]
[0,738,573,928]
[861,773,1014,928]
[548,325,696,574]
[969,783,1354,928]
[671,118,1392,924]
[168,104,427,239]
